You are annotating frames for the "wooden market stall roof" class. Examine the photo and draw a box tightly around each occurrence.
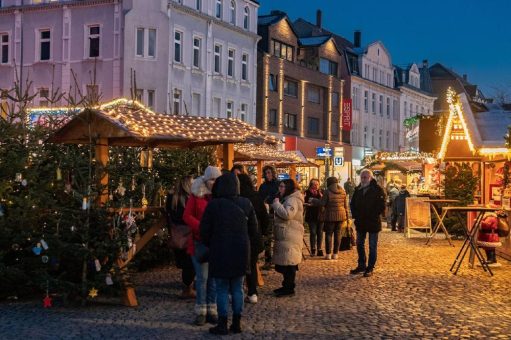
[231,143,318,167]
[47,99,276,147]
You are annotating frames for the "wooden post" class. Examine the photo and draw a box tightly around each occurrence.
[256,160,263,188]
[290,164,297,183]
[222,143,234,170]
[95,138,109,205]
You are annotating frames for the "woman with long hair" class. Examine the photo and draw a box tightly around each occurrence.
[304,179,323,256]
[166,175,195,298]
[271,179,304,297]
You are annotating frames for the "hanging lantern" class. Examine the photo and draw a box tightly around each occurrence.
[140,149,153,169]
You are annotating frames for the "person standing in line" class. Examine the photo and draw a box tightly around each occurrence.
[271,179,304,297]
[231,163,246,175]
[237,173,266,304]
[349,169,386,277]
[387,184,400,231]
[343,177,355,199]
[392,184,410,232]
[183,166,222,326]
[310,177,349,260]
[166,175,196,299]
[200,173,258,335]
[304,179,324,257]
[258,165,279,269]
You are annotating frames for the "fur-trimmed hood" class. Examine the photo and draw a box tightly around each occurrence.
[191,177,210,198]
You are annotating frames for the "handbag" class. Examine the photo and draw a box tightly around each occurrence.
[194,240,209,263]
[339,220,355,251]
[497,211,510,237]
[168,223,190,250]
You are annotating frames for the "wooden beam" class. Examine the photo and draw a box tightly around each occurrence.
[223,143,234,170]
[95,138,109,205]
[256,160,263,188]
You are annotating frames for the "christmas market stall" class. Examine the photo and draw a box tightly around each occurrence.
[420,88,511,260]
[46,98,276,305]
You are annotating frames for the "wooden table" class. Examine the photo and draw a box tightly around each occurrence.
[445,206,498,276]
[424,199,460,246]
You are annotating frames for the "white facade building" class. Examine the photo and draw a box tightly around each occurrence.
[350,41,401,153]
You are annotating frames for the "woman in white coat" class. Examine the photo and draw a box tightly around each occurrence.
[270,179,304,297]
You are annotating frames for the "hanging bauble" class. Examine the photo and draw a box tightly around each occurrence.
[43,295,52,308]
[56,167,62,181]
[21,179,27,187]
[15,173,22,182]
[40,239,49,250]
[105,274,114,286]
[41,255,49,264]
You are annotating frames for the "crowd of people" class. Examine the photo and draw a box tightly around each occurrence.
[166,165,387,336]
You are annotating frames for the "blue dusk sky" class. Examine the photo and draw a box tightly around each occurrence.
[258,0,511,98]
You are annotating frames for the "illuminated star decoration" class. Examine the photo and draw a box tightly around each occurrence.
[88,288,98,298]
[43,295,52,308]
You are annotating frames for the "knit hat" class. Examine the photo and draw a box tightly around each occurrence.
[203,166,222,182]
[326,177,338,187]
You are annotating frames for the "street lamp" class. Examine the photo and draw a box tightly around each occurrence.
[325,143,330,179]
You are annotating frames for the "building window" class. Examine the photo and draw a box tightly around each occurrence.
[192,93,200,116]
[226,101,233,118]
[0,33,8,64]
[269,74,278,91]
[387,74,391,87]
[351,88,358,110]
[148,29,156,57]
[364,90,368,113]
[214,44,221,74]
[39,29,51,61]
[371,93,376,114]
[227,48,235,77]
[332,120,339,136]
[272,39,293,62]
[173,89,181,115]
[269,109,277,126]
[394,132,398,150]
[404,101,408,117]
[319,58,337,76]
[372,67,377,81]
[386,131,390,149]
[364,126,367,145]
[364,64,369,78]
[379,129,382,148]
[38,88,49,107]
[241,53,248,81]
[136,28,144,57]
[230,0,236,25]
[174,31,182,63]
[379,95,383,116]
[410,103,413,116]
[284,113,297,130]
[386,97,390,117]
[308,117,319,135]
[243,7,250,30]
[307,85,320,104]
[213,97,221,117]
[240,103,247,121]
[332,91,339,108]
[371,128,375,147]
[147,90,155,109]
[416,105,419,116]
[193,37,201,68]
[380,70,384,84]
[393,99,398,120]
[195,0,202,11]
[216,0,222,19]
[283,79,298,97]
[87,25,100,58]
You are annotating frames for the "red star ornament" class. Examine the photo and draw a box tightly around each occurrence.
[43,295,52,308]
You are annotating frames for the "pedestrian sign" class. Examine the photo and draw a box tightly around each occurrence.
[334,157,343,166]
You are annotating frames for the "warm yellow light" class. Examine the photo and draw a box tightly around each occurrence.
[479,148,510,155]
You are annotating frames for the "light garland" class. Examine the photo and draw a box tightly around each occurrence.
[234,143,302,163]
[364,151,435,164]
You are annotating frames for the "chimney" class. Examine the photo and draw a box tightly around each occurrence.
[354,30,361,48]
[463,74,468,82]
[422,59,428,68]
[316,9,322,29]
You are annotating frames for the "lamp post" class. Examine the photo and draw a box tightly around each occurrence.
[325,143,330,179]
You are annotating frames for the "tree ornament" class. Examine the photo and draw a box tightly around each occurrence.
[105,274,114,286]
[131,176,136,191]
[64,182,72,194]
[94,259,101,272]
[21,179,27,187]
[32,243,42,256]
[40,239,49,250]
[88,287,98,298]
[82,197,88,210]
[115,179,126,196]
[56,167,62,181]
[42,255,49,264]
[15,173,22,182]
[43,295,52,308]
[141,184,148,208]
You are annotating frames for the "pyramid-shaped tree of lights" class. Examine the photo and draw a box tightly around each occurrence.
[437,87,476,160]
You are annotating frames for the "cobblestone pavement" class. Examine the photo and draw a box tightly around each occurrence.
[2,229,511,339]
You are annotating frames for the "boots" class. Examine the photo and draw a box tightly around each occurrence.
[209,316,228,335]
[229,314,242,334]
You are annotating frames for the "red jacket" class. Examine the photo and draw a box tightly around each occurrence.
[183,178,212,256]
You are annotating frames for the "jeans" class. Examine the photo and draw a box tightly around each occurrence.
[264,217,274,263]
[308,220,323,252]
[324,221,341,254]
[191,255,217,315]
[356,231,379,270]
[275,265,297,291]
[246,255,258,296]
[215,276,244,317]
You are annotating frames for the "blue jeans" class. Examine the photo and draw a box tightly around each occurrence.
[215,276,244,317]
[191,255,217,315]
[356,231,379,270]
[308,220,323,252]
[324,221,341,255]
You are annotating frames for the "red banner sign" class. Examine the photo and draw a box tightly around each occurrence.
[342,99,352,131]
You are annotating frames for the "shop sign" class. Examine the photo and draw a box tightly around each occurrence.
[316,147,332,157]
[334,157,344,166]
[342,99,352,131]
[278,173,290,180]
[334,147,344,157]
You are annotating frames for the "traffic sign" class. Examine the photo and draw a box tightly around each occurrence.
[334,157,344,166]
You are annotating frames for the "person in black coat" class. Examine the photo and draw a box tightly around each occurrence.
[200,173,258,335]
[258,165,279,267]
[238,173,266,304]
[392,185,410,232]
[349,169,386,277]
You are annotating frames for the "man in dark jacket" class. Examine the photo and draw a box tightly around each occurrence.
[200,173,258,335]
[258,165,279,267]
[349,169,386,277]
